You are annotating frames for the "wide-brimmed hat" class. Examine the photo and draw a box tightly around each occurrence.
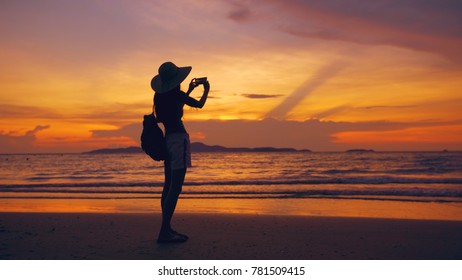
[151,61,192,93]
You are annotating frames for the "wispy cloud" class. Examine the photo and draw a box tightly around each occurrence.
[358,105,417,110]
[0,104,61,119]
[242,93,283,99]
[0,103,145,126]
[25,125,50,136]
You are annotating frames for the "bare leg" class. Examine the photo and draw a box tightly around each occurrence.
[161,161,172,210]
[158,167,187,241]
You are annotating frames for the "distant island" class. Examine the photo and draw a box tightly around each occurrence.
[346,149,375,153]
[83,142,311,154]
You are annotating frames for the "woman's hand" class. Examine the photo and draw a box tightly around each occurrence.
[188,79,197,93]
[185,80,210,108]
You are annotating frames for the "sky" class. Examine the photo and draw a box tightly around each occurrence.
[1,0,462,153]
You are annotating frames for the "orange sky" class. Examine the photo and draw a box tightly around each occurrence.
[1,0,461,152]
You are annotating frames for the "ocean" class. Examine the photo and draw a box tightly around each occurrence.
[1,151,461,203]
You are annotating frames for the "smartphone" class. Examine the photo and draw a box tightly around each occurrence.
[193,77,207,85]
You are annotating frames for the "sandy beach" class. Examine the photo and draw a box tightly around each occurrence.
[1,212,461,260]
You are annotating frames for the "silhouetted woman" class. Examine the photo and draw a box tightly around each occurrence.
[151,61,209,243]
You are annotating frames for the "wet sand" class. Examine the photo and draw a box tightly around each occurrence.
[1,212,461,260]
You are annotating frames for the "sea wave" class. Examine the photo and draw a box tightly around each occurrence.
[1,188,461,198]
[2,176,462,189]
[1,182,461,201]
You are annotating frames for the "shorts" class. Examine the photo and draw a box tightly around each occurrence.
[165,133,192,170]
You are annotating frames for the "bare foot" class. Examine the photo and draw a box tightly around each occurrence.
[157,231,188,243]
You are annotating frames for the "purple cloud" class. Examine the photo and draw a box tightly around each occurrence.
[90,118,462,151]
[228,0,462,63]
[0,125,50,153]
